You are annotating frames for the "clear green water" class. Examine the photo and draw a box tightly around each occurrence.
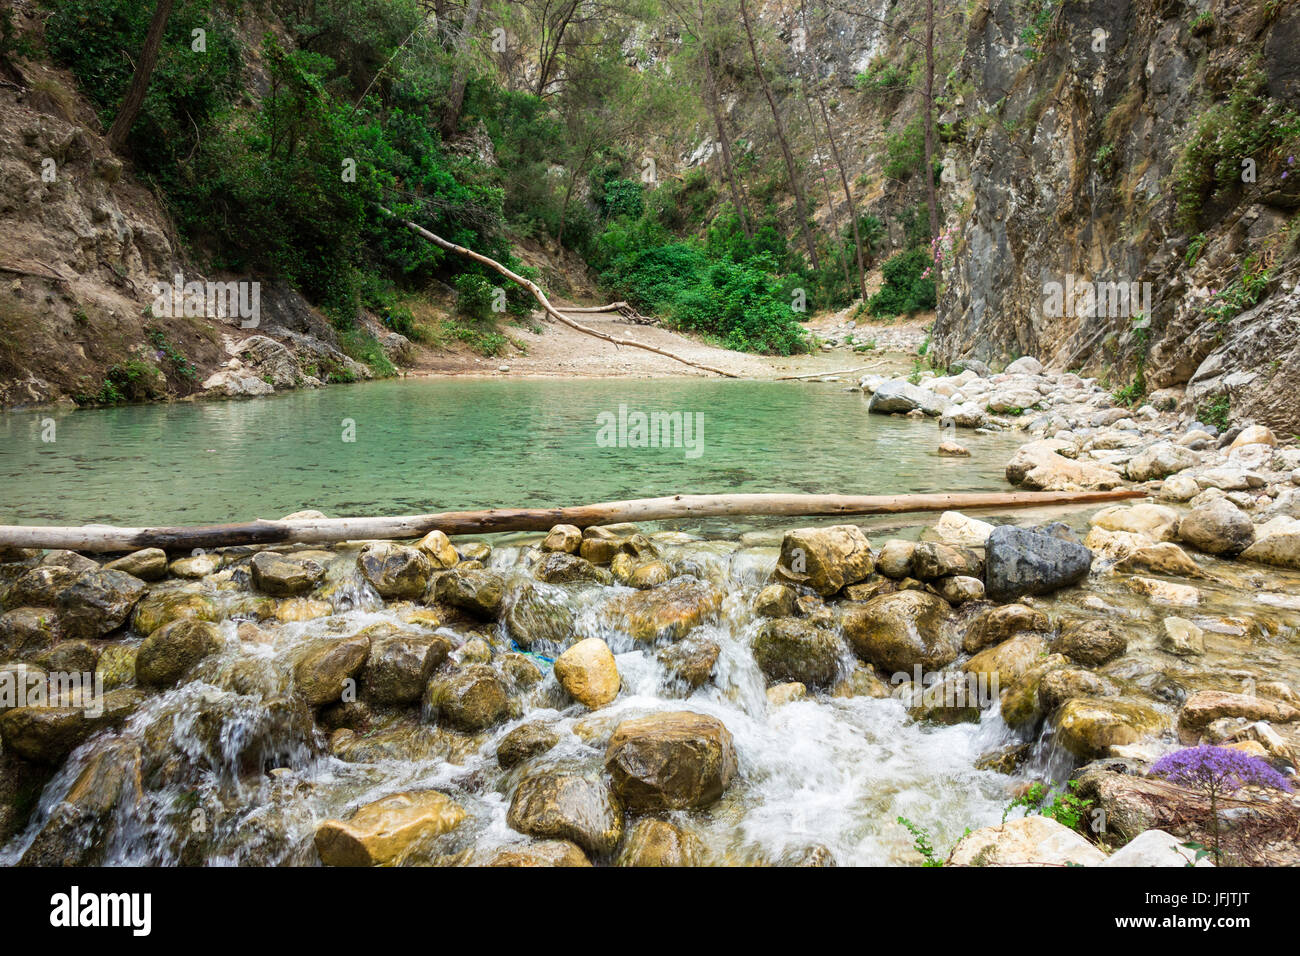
[0,379,1026,529]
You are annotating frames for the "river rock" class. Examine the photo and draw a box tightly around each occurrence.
[1052,620,1127,665]
[131,589,217,634]
[18,738,142,865]
[135,619,223,687]
[0,607,59,659]
[1177,499,1255,556]
[604,711,737,811]
[937,575,985,604]
[1230,424,1277,450]
[496,722,560,769]
[541,524,583,553]
[1090,504,1180,542]
[507,771,624,856]
[1240,515,1300,570]
[963,633,1049,688]
[604,576,722,642]
[361,627,451,705]
[356,543,433,600]
[414,530,459,569]
[1160,617,1206,657]
[315,790,466,866]
[962,603,1050,653]
[1125,575,1200,606]
[932,511,995,546]
[1037,668,1117,715]
[773,525,874,596]
[999,654,1070,727]
[504,583,574,649]
[948,816,1106,866]
[425,664,510,731]
[1005,439,1123,491]
[102,548,168,581]
[4,565,80,608]
[1126,443,1200,481]
[249,551,326,597]
[481,840,591,867]
[534,551,612,585]
[1159,473,1202,502]
[0,690,138,763]
[875,540,916,578]
[1114,542,1205,577]
[752,618,843,688]
[554,638,620,709]
[615,818,706,866]
[1100,829,1213,867]
[753,583,797,617]
[169,553,219,578]
[868,379,946,416]
[657,636,720,689]
[38,550,99,572]
[984,525,1093,602]
[841,591,957,674]
[34,640,97,676]
[293,634,370,706]
[1177,690,1299,737]
[95,645,137,690]
[1053,698,1168,758]
[431,568,506,617]
[911,542,982,580]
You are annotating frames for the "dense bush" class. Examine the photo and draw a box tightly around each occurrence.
[869,247,936,317]
[670,257,808,355]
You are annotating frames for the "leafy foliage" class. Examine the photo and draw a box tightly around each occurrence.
[869,248,937,317]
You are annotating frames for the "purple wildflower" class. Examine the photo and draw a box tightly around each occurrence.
[1151,745,1292,794]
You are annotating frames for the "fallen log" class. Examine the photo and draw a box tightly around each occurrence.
[380,207,737,377]
[0,489,1145,552]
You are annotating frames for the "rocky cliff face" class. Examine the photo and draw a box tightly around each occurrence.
[933,0,1300,434]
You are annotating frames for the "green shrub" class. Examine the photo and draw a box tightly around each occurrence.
[454,273,496,320]
[669,257,809,355]
[869,248,937,317]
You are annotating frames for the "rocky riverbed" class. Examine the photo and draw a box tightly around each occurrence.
[2,441,1300,865]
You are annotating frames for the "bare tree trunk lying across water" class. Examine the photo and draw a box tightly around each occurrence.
[381,207,738,378]
[0,490,1145,552]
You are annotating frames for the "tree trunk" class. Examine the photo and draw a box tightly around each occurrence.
[738,0,819,269]
[440,0,484,139]
[701,45,752,239]
[922,0,940,242]
[381,207,738,377]
[106,0,176,153]
[817,95,868,301]
[801,95,853,300]
[533,0,580,97]
[0,490,1146,552]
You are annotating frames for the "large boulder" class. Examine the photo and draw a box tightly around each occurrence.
[431,568,506,617]
[504,582,574,649]
[131,589,217,635]
[999,654,1070,728]
[102,548,168,581]
[604,711,737,811]
[294,634,371,706]
[1005,440,1123,491]
[1177,499,1255,556]
[772,525,874,596]
[425,664,511,731]
[962,633,1049,689]
[657,636,721,689]
[4,566,80,608]
[0,607,59,659]
[507,771,624,857]
[534,551,612,585]
[1126,443,1200,482]
[541,524,583,553]
[603,577,723,642]
[1052,620,1128,666]
[1089,504,1180,542]
[496,722,560,769]
[1100,829,1213,867]
[361,627,451,705]
[910,542,983,580]
[962,603,1050,654]
[984,525,1093,602]
[841,591,957,674]
[1053,698,1168,758]
[250,552,326,597]
[1177,690,1299,737]
[868,379,947,416]
[1240,516,1300,570]
[357,543,433,600]
[135,619,223,687]
[615,818,706,867]
[414,530,460,569]
[315,790,466,866]
[480,840,591,867]
[553,638,620,709]
[54,569,147,640]
[751,618,843,688]
[948,816,1106,867]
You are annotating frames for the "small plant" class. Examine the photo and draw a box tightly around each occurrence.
[1198,393,1231,431]
[1003,780,1095,832]
[1150,745,1293,865]
[1190,11,1214,35]
[1185,232,1208,268]
[896,816,943,866]
[907,359,924,385]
